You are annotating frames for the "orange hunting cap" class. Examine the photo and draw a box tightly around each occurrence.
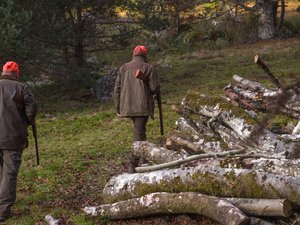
[2,61,20,77]
[133,46,147,57]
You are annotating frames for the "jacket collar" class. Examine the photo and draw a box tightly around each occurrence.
[132,55,147,63]
[0,75,18,80]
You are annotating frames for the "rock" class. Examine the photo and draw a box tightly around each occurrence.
[95,67,118,102]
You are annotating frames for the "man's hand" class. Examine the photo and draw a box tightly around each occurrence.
[117,113,121,117]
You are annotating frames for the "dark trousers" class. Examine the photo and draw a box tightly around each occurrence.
[130,116,149,141]
[0,150,23,218]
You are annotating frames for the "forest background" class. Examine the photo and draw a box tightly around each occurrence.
[0,0,300,224]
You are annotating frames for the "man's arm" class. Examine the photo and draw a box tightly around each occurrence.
[23,85,38,125]
[148,66,160,94]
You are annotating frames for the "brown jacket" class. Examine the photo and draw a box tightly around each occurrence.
[114,55,159,117]
[0,76,38,150]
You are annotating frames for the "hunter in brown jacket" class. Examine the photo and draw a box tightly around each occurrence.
[0,61,38,222]
[114,46,160,171]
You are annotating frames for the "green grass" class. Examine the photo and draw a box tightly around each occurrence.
[5,37,300,224]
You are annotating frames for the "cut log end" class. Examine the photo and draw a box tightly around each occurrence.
[254,55,260,63]
[282,199,293,217]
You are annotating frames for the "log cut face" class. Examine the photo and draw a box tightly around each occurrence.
[84,192,249,225]
[102,165,300,207]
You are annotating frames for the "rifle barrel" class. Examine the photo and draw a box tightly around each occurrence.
[32,122,39,166]
[157,90,164,136]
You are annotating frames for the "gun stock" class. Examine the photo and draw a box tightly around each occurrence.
[156,89,164,136]
[32,121,39,166]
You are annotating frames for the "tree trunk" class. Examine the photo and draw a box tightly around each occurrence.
[74,0,85,66]
[256,0,276,39]
[84,192,249,225]
[102,165,300,206]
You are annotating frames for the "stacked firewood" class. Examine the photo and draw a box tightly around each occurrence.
[84,57,300,225]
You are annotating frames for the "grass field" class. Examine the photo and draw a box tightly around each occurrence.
[5,35,300,225]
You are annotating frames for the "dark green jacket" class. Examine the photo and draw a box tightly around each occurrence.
[114,55,159,117]
[0,76,38,150]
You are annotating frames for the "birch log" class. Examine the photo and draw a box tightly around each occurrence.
[165,131,223,153]
[222,198,292,217]
[84,192,249,225]
[225,75,300,119]
[246,158,300,176]
[182,91,299,157]
[102,165,300,206]
[135,149,244,173]
[175,116,216,137]
[132,141,187,164]
[232,75,269,93]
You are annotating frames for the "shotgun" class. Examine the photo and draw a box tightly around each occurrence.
[32,121,39,166]
[156,88,164,136]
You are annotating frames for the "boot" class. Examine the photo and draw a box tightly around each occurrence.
[128,154,139,173]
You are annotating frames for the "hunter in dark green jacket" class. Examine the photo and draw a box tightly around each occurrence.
[114,46,160,171]
[114,46,159,118]
[0,61,38,222]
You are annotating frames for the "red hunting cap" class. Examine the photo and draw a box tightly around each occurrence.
[133,45,147,57]
[2,61,20,77]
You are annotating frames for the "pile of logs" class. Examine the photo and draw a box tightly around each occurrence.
[84,56,300,225]
[224,55,300,121]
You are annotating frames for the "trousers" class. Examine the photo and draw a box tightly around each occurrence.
[130,116,149,141]
[0,150,23,218]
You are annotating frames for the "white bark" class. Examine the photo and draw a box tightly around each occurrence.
[102,165,300,206]
[132,141,187,164]
[293,121,300,135]
[248,158,300,177]
[84,192,249,225]
[257,0,275,40]
[135,149,244,173]
[233,75,269,92]
[165,131,224,153]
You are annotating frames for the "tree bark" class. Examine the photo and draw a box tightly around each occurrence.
[247,158,300,176]
[135,149,244,173]
[254,55,281,88]
[102,165,300,206]
[226,75,300,119]
[84,192,249,225]
[74,0,85,66]
[175,116,216,137]
[165,131,223,154]
[183,91,300,157]
[132,141,187,164]
[256,0,276,40]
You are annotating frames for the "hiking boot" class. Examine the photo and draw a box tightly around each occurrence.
[128,162,136,173]
[128,154,139,173]
[0,216,8,223]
